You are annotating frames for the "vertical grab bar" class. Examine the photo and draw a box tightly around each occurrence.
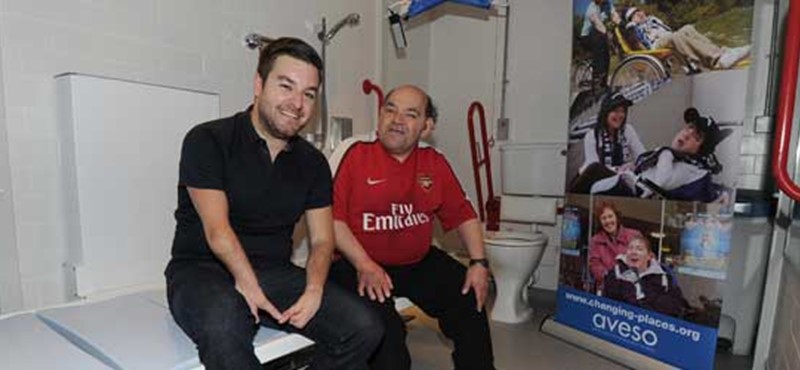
[467,102,498,230]
[468,102,487,221]
[772,0,800,200]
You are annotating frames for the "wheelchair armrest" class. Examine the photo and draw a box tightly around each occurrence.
[637,178,670,199]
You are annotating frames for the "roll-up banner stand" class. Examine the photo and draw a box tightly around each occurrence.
[544,1,755,369]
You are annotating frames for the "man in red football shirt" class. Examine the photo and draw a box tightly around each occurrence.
[329,85,495,370]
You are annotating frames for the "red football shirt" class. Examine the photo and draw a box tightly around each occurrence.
[333,140,477,265]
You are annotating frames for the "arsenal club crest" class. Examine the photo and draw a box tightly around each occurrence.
[418,173,433,191]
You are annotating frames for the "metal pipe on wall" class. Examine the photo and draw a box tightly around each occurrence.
[318,13,361,151]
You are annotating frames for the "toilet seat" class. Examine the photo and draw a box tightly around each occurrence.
[485,231,547,247]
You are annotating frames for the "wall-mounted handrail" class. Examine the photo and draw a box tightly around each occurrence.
[772,0,800,200]
[467,101,496,227]
[362,79,384,114]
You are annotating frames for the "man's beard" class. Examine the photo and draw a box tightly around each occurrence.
[259,108,296,141]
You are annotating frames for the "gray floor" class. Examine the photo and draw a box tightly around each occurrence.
[405,287,753,370]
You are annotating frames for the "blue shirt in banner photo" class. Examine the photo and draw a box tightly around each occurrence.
[555,287,717,370]
[407,0,492,18]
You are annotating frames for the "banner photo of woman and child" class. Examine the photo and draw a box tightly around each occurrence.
[557,1,754,369]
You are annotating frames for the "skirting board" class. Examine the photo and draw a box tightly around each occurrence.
[540,317,678,370]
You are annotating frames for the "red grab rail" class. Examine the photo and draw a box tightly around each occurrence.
[362,79,384,114]
[772,0,800,200]
[467,102,499,230]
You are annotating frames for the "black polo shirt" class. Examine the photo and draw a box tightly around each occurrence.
[169,107,332,265]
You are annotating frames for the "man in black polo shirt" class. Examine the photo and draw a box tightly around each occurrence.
[165,37,382,370]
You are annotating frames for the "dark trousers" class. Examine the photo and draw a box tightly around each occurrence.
[569,162,616,194]
[581,30,610,85]
[329,247,495,370]
[166,260,383,370]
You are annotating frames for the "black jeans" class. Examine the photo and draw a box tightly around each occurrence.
[329,247,495,370]
[166,259,383,370]
[569,162,616,194]
[580,29,610,85]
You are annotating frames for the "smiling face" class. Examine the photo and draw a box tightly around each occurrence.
[377,85,434,161]
[605,106,627,132]
[625,238,653,272]
[599,207,619,235]
[631,10,647,24]
[253,55,320,141]
[670,124,705,155]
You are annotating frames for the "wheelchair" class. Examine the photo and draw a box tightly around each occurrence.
[609,26,700,87]
[572,26,700,95]
[588,171,731,205]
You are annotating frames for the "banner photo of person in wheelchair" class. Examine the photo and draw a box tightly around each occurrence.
[565,44,749,205]
[565,76,744,206]
[556,195,731,370]
[583,107,734,202]
[570,0,754,121]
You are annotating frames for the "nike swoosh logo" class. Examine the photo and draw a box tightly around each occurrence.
[367,178,387,186]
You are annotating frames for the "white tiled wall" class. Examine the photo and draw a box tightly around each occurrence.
[0,0,380,310]
[767,260,800,370]
[0,34,24,315]
[737,0,779,191]
[738,133,773,190]
[428,3,504,211]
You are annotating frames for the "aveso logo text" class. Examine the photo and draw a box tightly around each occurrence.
[593,313,658,347]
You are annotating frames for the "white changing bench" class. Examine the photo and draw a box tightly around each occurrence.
[0,288,313,370]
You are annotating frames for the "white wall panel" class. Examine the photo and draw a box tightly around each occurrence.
[57,74,219,298]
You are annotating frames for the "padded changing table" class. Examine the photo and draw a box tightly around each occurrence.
[35,289,313,370]
[0,313,110,369]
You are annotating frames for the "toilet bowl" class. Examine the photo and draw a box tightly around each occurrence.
[482,143,564,324]
[485,230,548,324]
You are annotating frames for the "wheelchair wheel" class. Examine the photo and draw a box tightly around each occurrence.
[609,55,668,89]
[571,59,594,93]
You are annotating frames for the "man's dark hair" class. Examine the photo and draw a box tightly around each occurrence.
[384,87,439,124]
[257,37,323,84]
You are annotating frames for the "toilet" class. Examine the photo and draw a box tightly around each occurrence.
[485,143,564,324]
